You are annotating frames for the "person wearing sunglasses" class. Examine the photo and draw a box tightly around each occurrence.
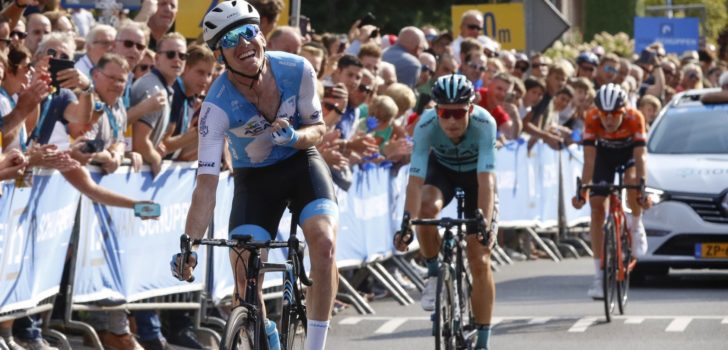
[572,83,650,300]
[594,53,621,88]
[576,51,599,80]
[130,32,186,179]
[394,74,497,350]
[173,2,338,350]
[451,10,483,64]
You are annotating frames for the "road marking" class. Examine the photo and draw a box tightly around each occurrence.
[665,317,692,332]
[568,317,598,332]
[722,317,728,324]
[339,317,362,325]
[490,317,503,326]
[624,317,645,324]
[528,317,551,325]
[374,318,408,334]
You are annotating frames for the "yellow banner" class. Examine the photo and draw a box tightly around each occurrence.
[451,3,525,51]
[177,0,290,40]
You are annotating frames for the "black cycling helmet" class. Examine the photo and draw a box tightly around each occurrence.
[431,74,475,105]
[576,51,599,66]
[595,83,627,112]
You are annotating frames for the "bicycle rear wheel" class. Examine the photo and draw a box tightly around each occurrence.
[617,216,632,315]
[434,265,456,350]
[280,303,306,349]
[602,216,618,323]
[221,306,258,350]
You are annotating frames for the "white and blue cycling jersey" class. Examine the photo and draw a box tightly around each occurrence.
[197,51,322,175]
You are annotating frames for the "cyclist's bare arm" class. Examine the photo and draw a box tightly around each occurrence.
[290,122,327,149]
[184,174,219,248]
[404,176,425,219]
[632,146,647,181]
[477,172,496,228]
[581,145,597,186]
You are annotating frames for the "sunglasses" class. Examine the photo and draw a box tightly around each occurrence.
[117,39,146,51]
[357,84,373,94]
[219,24,260,50]
[46,48,70,60]
[604,65,618,74]
[598,108,625,119]
[531,63,544,68]
[466,24,483,31]
[160,50,188,60]
[421,65,434,74]
[579,65,595,72]
[10,30,27,39]
[468,62,486,72]
[437,107,469,120]
[135,64,153,72]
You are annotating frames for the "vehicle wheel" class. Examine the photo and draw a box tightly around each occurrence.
[221,306,257,350]
[603,216,617,322]
[435,266,456,350]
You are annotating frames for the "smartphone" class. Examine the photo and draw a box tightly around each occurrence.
[49,58,76,89]
[81,139,105,154]
[134,202,161,218]
[323,80,335,98]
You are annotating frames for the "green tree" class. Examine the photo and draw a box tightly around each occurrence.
[584,0,638,42]
[639,0,727,42]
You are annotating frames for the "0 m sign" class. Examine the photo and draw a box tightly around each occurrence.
[451,3,526,51]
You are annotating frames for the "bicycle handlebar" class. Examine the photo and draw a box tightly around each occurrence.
[576,177,646,202]
[179,234,195,283]
[188,235,313,287]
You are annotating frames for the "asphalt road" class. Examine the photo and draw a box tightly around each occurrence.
[328,258,728,350]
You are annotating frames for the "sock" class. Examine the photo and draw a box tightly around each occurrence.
[265,319,281,350]
[475,324,491,349]
[593,259,602,279]
[426,257,439,278]
[305,319,330,350]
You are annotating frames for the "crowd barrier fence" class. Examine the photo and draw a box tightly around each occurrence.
[0,140,591,347]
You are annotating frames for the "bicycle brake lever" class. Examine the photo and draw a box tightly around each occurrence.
[179,234,195,283]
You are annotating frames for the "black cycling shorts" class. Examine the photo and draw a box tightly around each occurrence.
[590,146,635,197]
[424,154,497,233]
[230,148,338,239]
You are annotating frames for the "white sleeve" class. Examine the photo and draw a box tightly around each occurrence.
[197,102,229,176]
[297,60,323,125]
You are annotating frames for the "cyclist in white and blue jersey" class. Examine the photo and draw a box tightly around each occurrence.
[170,2,338,349]
[395,74,498,350]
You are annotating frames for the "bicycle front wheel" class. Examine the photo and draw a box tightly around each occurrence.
[221,306,258,350]
[456,250,475,348]
[434,265,456,350]
[617,215,632,315]
[280,303,306,349]
[603,216,618,322]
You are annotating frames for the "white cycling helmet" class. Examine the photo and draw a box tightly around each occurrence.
[595,83,627,113]
[202,0,260,50]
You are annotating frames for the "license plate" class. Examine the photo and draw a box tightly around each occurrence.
[695,243,728,259]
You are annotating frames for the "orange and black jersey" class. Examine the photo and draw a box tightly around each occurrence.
[583,107,647,149]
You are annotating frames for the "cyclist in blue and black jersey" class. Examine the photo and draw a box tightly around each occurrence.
[170,2,338,349]
[395,74,498,350]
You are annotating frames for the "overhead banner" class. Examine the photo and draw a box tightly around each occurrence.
[0,172,79,313]
[634,17,700,54]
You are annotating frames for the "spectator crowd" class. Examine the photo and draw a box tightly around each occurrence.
[1,1,726,350]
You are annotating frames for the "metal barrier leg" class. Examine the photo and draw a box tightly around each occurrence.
[557,242,580,259]
[43,327,71,350]
[561,237,594,257]
[541,238,564,260]
[49,319,102,350]
[524,228,560,262]
[391,255,425,292]
[365,264,410,306]
[494,245,513,265]
[195,327,221,348]
[372,262,414,304]
[337,275,375,315]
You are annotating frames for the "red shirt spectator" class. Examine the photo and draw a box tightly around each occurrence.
[477,87,510,127]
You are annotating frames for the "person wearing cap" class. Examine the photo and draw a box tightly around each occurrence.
[576,51,599,80]
[512,53,530,79]
[172,2,338,349]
